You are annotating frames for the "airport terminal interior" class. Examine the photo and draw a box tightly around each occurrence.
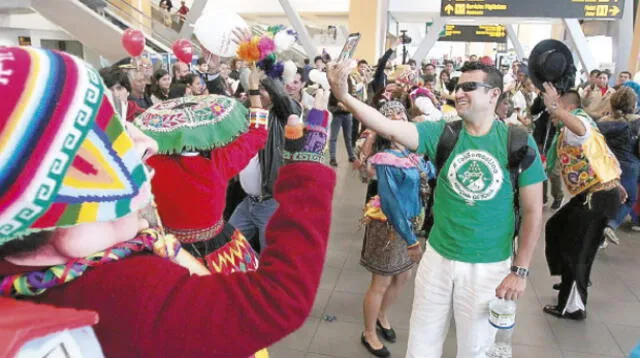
[1,0,640,357]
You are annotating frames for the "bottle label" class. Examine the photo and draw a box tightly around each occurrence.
[488,309,515,329]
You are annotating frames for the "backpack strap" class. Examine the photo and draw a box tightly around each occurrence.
[435,120,463,174]
[507,125,537,242]
[507,125,536,188]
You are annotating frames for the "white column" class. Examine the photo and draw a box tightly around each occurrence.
[506,24,525,60]
[562,19,597,72]
[612,0,634,72]
[411,17,446,62]
[278,0,318,58]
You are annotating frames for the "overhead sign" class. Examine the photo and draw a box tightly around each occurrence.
[438,25,507,43]
[441,0,624,19]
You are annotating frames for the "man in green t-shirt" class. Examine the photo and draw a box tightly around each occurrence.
[328,61,546,357]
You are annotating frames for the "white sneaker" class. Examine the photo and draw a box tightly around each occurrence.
[603,227,620,245]
[600,240,609,249]
[631,225,640,232]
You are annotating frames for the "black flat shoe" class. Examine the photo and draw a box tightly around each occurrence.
[376,319,397,343]
[543,305,587,321]
[361,334,390,357]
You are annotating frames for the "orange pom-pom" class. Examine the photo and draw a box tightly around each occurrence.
[284,124,304,140]
[236,37,261,62]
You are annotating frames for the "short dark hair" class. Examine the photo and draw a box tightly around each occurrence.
[181,73,199,86]
[407,59,417,66]
[100,67,131,93]
[358,59,368,66]
[562,90,582,108]
[314,56,323,64]
[590,69,601,76]
[446,77,459,94]
[620,71,632,78]
[168,83,189,99]
[423,74,436,83]
[304,58,310,65]
[0,231,53,257]
[197,57,206,66]
[497,92,515,118]
[460,61,504,92]
[444,60,454,66]
[424,63,436,70]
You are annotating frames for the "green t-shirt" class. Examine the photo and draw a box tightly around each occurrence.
[416,120,547,263]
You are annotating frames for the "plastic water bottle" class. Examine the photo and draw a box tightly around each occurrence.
[486,298,516,358]
[630,340,640,358]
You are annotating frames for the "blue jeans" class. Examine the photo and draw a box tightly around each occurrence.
[229,197,278,253]
[609,160,640,229]
[329,112,355,162]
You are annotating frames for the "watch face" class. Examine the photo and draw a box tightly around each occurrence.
[512,266,528,277]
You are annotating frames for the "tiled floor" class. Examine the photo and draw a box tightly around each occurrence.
[268,153,640,358]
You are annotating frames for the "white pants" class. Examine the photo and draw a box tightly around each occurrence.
[407,243,510,358]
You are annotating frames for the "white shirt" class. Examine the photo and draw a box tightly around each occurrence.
[239,154,262,196]
[562,114,592,146]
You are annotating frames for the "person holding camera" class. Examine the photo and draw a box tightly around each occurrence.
[328,56,546,357]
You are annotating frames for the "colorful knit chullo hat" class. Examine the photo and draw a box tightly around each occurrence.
[0,47,152,246]
[134,95,249,154]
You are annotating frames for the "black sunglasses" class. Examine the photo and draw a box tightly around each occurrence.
[454,81,493,93]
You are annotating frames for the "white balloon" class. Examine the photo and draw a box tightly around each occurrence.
[193,10,248,57]
[274,31,296,52]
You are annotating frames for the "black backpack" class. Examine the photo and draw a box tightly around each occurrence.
[424,120,537,238]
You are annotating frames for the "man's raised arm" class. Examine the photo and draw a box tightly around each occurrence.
[327,61,420,151]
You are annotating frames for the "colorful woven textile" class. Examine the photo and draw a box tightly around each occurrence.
[0,47,151,246]
[134,95,249,154]
[0,229,165,297]
[204,229,259,274]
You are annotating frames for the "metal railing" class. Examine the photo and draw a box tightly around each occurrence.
[104,0,177,50]
[78,0,312,63]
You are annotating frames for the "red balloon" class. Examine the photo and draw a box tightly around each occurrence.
[172,39,194,64]
[121,28,145,57]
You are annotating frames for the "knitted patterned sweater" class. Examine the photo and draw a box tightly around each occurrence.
[0,163,336,357]
[147,126,267,233]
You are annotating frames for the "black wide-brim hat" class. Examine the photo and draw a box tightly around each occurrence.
[529,39,576,93]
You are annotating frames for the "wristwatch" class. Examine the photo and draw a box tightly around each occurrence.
[248,89,261,96]
[510,265,529,278]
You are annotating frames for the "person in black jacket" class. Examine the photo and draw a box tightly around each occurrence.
[532,96,563,208]
[228,76,302,252]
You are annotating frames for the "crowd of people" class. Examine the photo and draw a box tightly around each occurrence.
[1,14,640,357]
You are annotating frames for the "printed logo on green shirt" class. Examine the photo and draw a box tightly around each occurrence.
[447,150,504,205]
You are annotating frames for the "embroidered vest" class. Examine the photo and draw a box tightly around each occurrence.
[557,128,621,196]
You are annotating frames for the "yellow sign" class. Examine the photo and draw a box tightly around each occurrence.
[439,25,507,43]
[440,0,624,19]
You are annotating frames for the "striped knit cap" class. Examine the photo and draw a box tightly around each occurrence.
[0,47,152,246]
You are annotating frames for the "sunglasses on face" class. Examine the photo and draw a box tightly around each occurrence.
[454,81,493,93]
